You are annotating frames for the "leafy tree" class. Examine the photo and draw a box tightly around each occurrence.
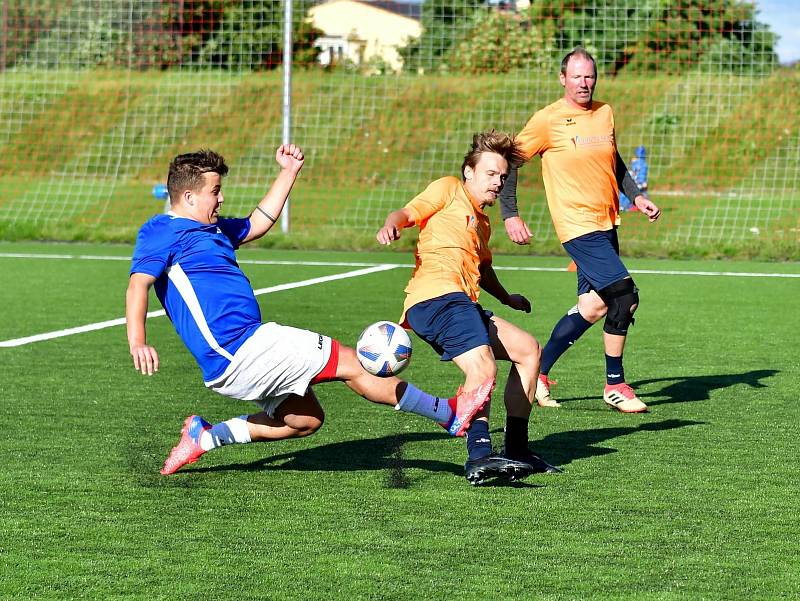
[399,0,487,74]
[1,0,69,69]
[446,10,555,74]
[624,0,777,73]
[195,0,321,70]
[531,0,777,75]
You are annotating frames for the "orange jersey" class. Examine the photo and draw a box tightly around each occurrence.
[516,99,620,243]
[400,176,492,323]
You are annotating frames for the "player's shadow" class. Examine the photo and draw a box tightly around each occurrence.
[556,369,778,407]
[184,431,545,488]
[635,369,778,406]
[525,418,704,468]
[178,418,702,486]
[181,431,486,487]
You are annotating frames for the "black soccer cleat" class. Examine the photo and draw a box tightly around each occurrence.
[464,453,537,486]
[501,447,563,475]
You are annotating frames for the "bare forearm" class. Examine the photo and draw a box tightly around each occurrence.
[246,168,300,242]
[125,282,150,348]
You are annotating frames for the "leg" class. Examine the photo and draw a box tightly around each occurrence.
[486,315,540,419]
[248,389,325,440]
[326,344,491,437]
[487,316,561,474]
[160,390,326,475]
[596,277,647,413]
[535,291,604,407]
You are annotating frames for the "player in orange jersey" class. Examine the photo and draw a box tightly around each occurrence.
[377,131,561,485]
[500,47,661,413]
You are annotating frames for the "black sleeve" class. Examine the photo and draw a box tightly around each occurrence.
[499,165,520,220]
[616,151,644,201]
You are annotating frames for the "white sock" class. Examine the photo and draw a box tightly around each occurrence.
[395,384,453,422]
[199,415,252,451]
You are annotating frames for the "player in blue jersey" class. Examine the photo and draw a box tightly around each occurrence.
[126,146,492,476]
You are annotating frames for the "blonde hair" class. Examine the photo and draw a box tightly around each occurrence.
[461,130,524,179]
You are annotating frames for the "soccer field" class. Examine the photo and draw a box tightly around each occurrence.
[1,242,798,600]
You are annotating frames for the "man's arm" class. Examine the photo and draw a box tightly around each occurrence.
[126,273,160,375]
[479,263,531,313]
[242,144,305,244]
[376,208,415,245]
[499,166,533,245]
[616,151,661,222]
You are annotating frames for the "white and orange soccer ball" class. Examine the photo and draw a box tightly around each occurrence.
[356,321,412,377]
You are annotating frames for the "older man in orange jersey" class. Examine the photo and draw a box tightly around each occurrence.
[377,131,560,485]
[500,47,661,413]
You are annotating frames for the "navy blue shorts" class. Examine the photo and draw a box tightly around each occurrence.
[563,229,630,295]
[406,292,493,361]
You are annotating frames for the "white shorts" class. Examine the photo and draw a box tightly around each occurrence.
[205,322,333,417]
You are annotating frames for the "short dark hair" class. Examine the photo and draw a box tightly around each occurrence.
[560,46,597,77]
[461,130,525,179]
[167,149,229,204]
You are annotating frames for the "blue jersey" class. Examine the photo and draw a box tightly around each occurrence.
[130,213,262,382]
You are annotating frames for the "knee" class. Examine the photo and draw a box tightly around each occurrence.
[292,413,324,437]
[598,278,639,336]
[579,298,607,323]
[516,335,541,373]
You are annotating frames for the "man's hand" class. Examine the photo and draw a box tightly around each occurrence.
[504,216,533,245]
[506,293,531,313]
[276,143,304,174]
[376,223,401,245]
[376,209,414,245]
[130,343,160,376]
[634,195,661,222]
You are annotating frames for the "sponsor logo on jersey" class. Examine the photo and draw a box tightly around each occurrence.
[571,133,613,149]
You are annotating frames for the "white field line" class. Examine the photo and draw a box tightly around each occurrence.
[1,253,798,348]
[2,252,799,278]
[0,264,397,348]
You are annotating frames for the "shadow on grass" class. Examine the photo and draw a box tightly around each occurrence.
[163,430,542,489]
[554,369,778,406]
[636,369,778,406]
[528,418,704,468]
[156,418,702,487]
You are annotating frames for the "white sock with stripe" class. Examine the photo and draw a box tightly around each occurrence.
[199,416,252,451]
[395,384,452,422]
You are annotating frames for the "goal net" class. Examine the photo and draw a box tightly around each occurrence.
[0,0,795,252]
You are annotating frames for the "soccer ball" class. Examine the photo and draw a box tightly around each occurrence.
[356,321,412,377]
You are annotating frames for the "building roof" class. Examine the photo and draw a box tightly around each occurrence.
[312,0,421,20]
[364,0,421,20]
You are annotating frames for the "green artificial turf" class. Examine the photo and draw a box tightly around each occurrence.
[0,243,798,599]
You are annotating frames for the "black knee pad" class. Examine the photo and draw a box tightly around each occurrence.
[598,278,639,335]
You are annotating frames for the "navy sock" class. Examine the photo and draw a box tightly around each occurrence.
[540,309,593,374]
[503,416,529,457]
[466,420,492,461]
[605,354,625,385]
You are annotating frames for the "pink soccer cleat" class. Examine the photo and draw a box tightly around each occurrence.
[160,415,211,475]
[439,377,495,437]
